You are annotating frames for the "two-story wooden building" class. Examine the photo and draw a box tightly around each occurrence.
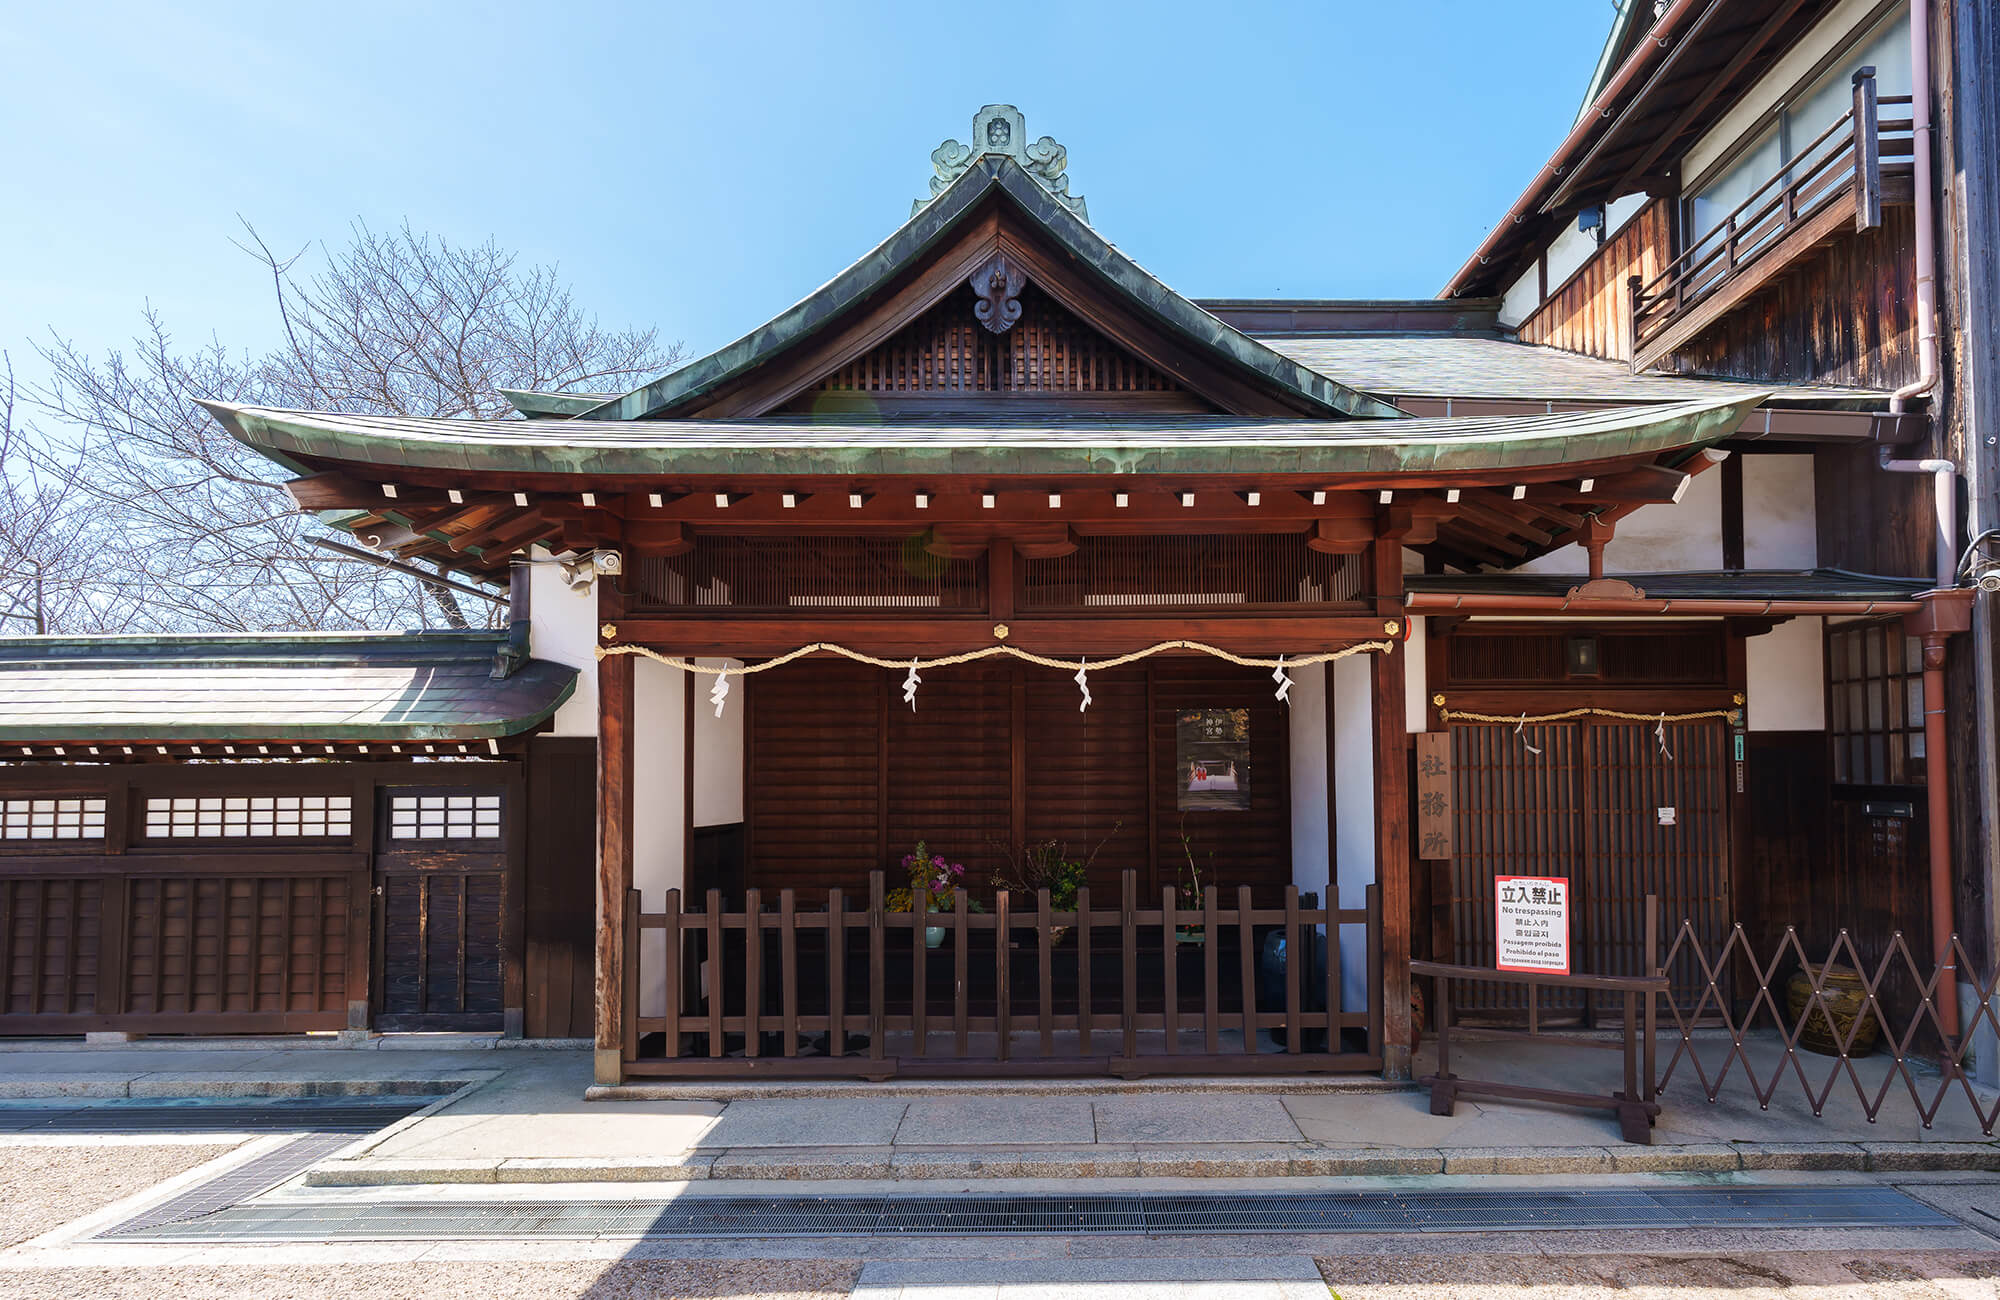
[5,2,1994,1092]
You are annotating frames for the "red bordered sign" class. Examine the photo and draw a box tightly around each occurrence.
[1494,875,1570,975]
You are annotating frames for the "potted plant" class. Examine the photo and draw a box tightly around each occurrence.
[990,823,1118,944]
[893,841,975,947]
[1174,818,1210,945]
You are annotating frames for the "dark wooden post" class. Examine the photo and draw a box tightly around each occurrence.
[1853,67,1882,231]
[1372,536,1414,1079]
[594,641,635,1086]
[1626,274,1644,373]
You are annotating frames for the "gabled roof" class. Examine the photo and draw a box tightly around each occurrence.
[205,393,1761,480]
[564,156,1403,423]
[0,631,576,743]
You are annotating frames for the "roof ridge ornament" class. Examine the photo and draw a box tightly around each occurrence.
[918,105,1087,221]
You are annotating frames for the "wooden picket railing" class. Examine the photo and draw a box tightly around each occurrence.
[624,870,1381,1078]
[1628,69,1913,371]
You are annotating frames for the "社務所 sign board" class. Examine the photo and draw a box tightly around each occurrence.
[1494,875,1570,975]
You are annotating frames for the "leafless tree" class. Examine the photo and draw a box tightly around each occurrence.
[21,220,680,634]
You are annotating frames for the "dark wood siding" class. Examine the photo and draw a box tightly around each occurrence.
[747,657,1292,904]
[1517,199,1672,361]
[1814,441,1938,577]
[1654,208,1919,387]
[523,737,596,1040]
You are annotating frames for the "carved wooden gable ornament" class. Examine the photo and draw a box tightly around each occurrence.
[917,104,1088,222]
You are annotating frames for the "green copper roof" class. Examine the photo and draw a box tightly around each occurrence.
[0,631,575,743]
[498,389,618,419]
[571,156,1403,423]
[205,392,1763,479]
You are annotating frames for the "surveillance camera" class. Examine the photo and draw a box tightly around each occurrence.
[1978,570,2000,594]
[593,549,623,576]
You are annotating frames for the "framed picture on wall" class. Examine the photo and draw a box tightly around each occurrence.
[1176,707,1250,811]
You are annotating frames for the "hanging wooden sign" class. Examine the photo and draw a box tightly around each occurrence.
[1415,731,1452,860]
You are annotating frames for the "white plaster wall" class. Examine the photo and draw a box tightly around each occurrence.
[1542,220,1602,299]
[1288,661,1331,906]
[1747,616,1828,731]
[632,658,687,1018]
[1743,454,1818,569]
[528,549,599,737]
[1499,263,1541,329]
[1683,0,1905,185]
[1331,654,1375,1013]
[1403,617,1428,734]
[1516,462,1725,576]
[1605,191,1648,238]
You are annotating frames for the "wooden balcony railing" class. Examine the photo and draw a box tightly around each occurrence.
[624,870,1382,1079]
[1628,68,1913,373]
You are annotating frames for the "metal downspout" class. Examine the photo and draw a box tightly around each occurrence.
[1873,0,1962,1046]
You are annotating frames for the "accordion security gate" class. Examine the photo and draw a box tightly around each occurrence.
[624,870,1382,1078]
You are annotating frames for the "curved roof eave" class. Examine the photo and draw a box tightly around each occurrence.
[202,392,1765,481]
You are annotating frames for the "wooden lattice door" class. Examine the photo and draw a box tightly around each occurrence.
[1447,717,1731,1022]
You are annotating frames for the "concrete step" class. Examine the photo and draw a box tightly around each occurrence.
[300,1138,2000,1186]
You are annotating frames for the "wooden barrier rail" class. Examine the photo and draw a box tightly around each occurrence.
[627,869,1381,1079]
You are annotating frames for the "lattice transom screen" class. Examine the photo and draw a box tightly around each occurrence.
[1021,535,1367,610]
[633,536,987,614]
[814,283,1182,395]
[2,797,107,841]
[388,793,502,840]
[144,795,353,839]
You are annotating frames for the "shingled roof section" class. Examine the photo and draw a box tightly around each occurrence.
[0,631,575,744]
[1260,336,1887,407]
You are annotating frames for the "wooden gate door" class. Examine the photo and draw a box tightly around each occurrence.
[1448,717,1730,1021]
[373,787,509,1031]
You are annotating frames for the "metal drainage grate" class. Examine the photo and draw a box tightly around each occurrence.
[103,1185,1958,1243]
[0,1101,436,1135]
[107,1132,374,1233]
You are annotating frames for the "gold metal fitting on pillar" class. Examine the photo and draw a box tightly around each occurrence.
[600,624,618,641]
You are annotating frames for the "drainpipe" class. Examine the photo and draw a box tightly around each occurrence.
[1873,0,1962,1047]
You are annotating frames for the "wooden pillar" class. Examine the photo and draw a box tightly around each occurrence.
[595,624,635,1085]
[1372,536,1414,1079]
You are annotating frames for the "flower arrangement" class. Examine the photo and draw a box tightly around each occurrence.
[888,841,980,914]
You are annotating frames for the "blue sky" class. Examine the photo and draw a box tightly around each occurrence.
[0,1,1608,380]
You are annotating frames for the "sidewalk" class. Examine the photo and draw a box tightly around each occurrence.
[6,1034,1997,1186]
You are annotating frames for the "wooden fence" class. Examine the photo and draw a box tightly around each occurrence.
[626,870,1381,1078]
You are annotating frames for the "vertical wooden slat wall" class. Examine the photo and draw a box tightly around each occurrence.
[1517,199,1670,362]
[0,761,545,1037]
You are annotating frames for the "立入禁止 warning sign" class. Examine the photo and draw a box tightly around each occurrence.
[1494,875,1570,975]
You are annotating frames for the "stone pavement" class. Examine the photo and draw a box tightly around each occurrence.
[5,1032,1998,1187]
